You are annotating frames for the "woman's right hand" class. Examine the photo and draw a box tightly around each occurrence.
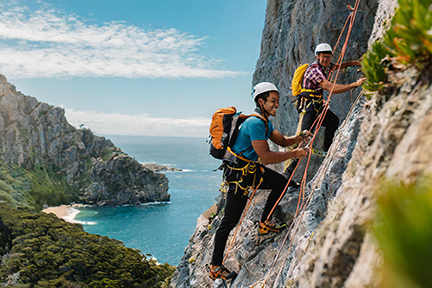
[293,147,309,158]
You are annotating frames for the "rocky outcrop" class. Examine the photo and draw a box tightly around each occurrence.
[85,153,169,205]
[0,74,169,205]
[142,163,183,172]
[170,0,432,287]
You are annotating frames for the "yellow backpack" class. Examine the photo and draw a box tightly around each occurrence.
[291,63,309,97]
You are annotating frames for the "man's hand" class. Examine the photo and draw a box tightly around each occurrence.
[336,60,362,70]
[352,60,362,66]
[355,77,366,87]
[299,130,313,143]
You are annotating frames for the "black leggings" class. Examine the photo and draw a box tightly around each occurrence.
[211,166,287,266]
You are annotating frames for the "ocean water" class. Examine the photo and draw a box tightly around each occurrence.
[74,135,222,265]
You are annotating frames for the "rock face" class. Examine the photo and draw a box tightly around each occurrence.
[0,74,169,205]
[169,0,431,287]
[253,0,378,180]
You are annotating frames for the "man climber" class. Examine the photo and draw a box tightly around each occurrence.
[285,43,366,176]
[208,82,312,280]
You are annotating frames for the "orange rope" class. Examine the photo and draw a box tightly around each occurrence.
[255,1,362,286]
[296,0,361,216]
[333,13,353,58]
[264,6,357,223]
[272,181,317,287]
[265,156,301,222]
[270,1,363,286]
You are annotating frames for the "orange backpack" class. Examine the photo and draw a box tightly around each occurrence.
[209,106,266,160]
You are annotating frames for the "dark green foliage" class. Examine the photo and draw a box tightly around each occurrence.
[27,165,75,211]
[362,0,432,93]
[0,205,175,287]
[0,161,75,211]
[374,178,432,288]
[361,41,392,92]
[101,147,115,162]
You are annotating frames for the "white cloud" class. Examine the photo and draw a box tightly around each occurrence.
[0,3,245,79]
[65,109,211,138]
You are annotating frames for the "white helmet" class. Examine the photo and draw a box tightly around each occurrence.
[315,43,333,56]
[252,82,279,100]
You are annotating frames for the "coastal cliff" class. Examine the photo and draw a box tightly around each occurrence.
[0,74,169,208]
[170,0,432,287]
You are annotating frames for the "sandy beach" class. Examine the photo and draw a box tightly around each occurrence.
[42,205,71,219]
[42,204,85,222]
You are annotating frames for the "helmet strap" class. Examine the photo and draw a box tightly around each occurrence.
[258,100,269,120]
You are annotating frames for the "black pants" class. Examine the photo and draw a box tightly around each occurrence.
[211,166,288,266]
[285,109,339,176]
[302,109,339,151]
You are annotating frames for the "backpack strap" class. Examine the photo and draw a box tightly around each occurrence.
[250,113,269,138]
[224,114,269,163]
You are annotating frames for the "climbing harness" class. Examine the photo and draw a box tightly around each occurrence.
[215,148,266,269]
[311,148,327,157]
[221,147,265,195]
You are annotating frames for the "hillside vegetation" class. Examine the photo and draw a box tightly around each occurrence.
[0,205,175,287]
[0,161,75,211]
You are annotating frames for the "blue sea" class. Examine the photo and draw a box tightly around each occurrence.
[73,135,222,265]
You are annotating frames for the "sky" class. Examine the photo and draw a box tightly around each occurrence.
[0,0,267,138]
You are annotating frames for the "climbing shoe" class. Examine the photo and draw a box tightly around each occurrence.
[258,220,287,236]
[206,264,237,280]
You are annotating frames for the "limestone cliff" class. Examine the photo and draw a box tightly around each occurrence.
[253,0,377,181]
[0,74,169,206]
[170,0,431,287]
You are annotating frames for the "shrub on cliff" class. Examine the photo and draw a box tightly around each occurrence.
[0,161,75,211]
[0,205,175,287]
[362,0,432,93]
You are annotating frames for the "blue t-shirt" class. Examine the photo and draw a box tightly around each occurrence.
[231,116,274,161]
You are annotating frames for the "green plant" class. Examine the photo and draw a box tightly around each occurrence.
[0,160,76,211]
[28,165,75,210]
[101,147,114,161]
[361,42,392,92]
[374,178,432,288]
[362,0,432,92]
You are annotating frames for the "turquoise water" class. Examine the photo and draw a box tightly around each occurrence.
[74,135,222,265]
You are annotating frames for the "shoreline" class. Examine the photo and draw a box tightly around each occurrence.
[42,204,86,223]
[42,202,172,225]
